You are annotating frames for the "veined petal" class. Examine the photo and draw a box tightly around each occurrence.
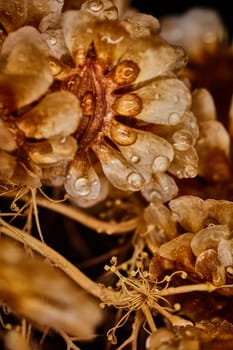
[64,156,107,207]
[92,140,145,191]
[17,91,82,139]
[93,20,130,69]
[113,78,191,125]
[109,120,174,181]
[119,36,187,84]
[62,11,95,65]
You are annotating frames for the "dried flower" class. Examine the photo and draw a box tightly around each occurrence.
[0,0,199,207]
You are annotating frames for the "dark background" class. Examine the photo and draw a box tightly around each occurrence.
[131,1,232,38]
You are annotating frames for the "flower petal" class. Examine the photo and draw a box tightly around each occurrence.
[0,120,17,152]
[109,120,174,181]
[141,173,178,203]
[0,150,17,181]
[17,91,82,139]
[168,147,198,179]
[0,0,28,32]
[62,11,95,65]
[25,136,77,165]
[113,78,191,125]
[169,195,208,233]
[92,140,145,191]
[120,36,187,84]
[64,156,108,207]
[192,88,216,121]
[81,0,118,21]
[93,20,130,69]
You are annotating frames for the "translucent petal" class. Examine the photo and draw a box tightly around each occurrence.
[141,173,178,204]
[168,147,198,179]
[25,136,77,165]
[81,0,118,20]
[0,0,28,32]
[144,203,177,242]
[191,225,230,257]
[195,249,226,286]
[0,120,17,152]
[121,78,191,125]
[17,91,82,139]
[192,89,216,121]
[120,36,187,84]
[64,156,108,207]
[0,150,17,181]
[109,121,174,181]
[92,140,145,191]
[41,160,69,187]
[159,232,195,268]
[169,195,208,233]
[206,199,233,228]
[93,20,130,69]
[122,13,160,38]
[62,11,95,65]
[218,239,233,267]
[41,29,68,60]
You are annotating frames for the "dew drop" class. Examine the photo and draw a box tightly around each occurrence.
[152,156,169,173]
[87,0,104,12]
[150,190,162,201]
[49,36,57,46]
[172,130,193,151]
[74,177,90,196]
[130,155,140,163]
[184,165,197,178]
[127,172,144,189]
[168,112,180,125]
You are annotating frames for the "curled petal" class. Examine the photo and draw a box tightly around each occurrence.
[92,140,145,191]
[190,225,230,257]
[62,11,95,65]
[206,199,233,228]
[109,122,174,181]
[144,203,177,243]
[120,36,187,84]
[65,156,108,207]
[123,78,191,125]
[0,0,28,32]
[25,136,77,166]
[17,91,82,139]
[192,88,216,121]
[81,0,118,20]
[195,249,226,286]
[168,195,208,233]
[141,173,178,203]
[122,13,160,38]
[159,233,195,269]
[168,147,198,179]
[93,20,129,68]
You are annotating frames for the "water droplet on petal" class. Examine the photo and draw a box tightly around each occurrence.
[74,177,90,196]
[131,155,140,163]
[49,36,57,46]
[150,190,162,201]
[152,156,170,173]
[172,130,193,151]
[87,0,104,12]
[127,172,144,189]
[168,112,180,125]
[184,165,197,178]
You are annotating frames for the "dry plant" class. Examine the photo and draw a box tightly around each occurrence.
[0,1,233,349]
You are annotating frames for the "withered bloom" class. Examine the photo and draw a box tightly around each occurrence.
[0,0,199,207]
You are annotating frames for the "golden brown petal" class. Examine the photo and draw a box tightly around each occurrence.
[81,0,118,20]
[192,88,217,121]
[17,91,82,139]
[205,199,233,227]
[120,36,187,84]
[0,120,17,152]
[141,173,178,203]
[0,150,17,181]
[92,140,145,191]
[130,78,191,125]
[168,195,208,233]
